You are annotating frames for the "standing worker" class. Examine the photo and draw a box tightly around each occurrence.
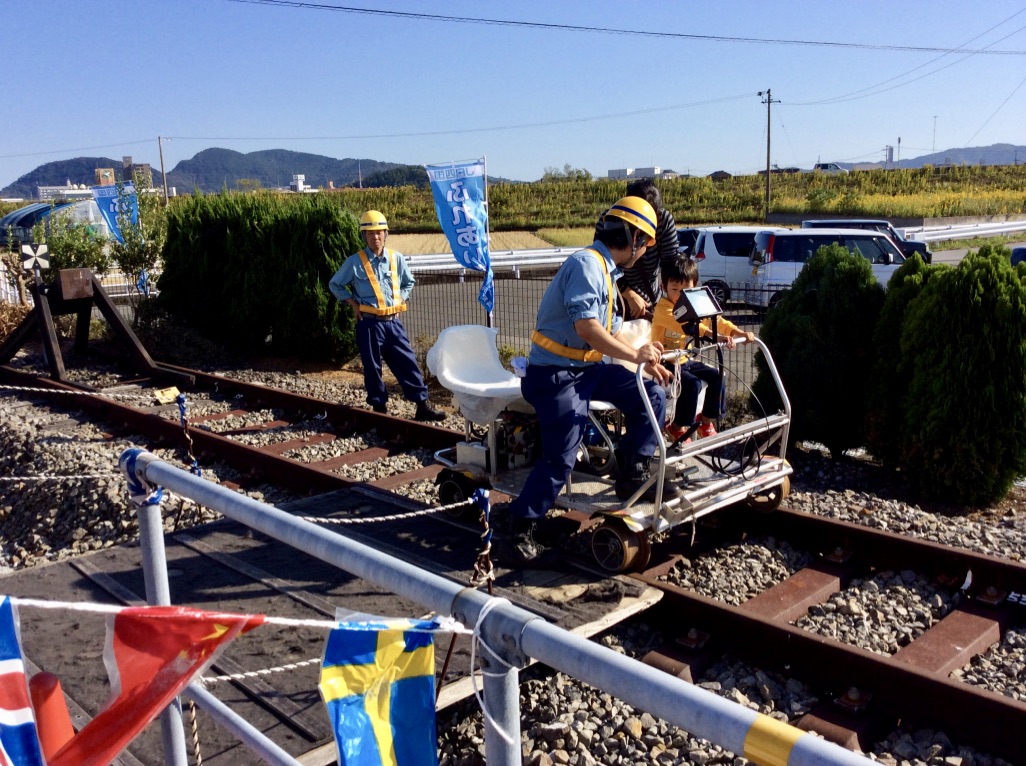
[329,210,445,422]
[617,178,679,321]
[493,196,679,566]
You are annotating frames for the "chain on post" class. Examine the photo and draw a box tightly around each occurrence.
[175,392,202,477]
[468,489,495,592]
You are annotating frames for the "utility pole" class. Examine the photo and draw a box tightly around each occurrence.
[757,89,778,222]
[932,116,937,153]
[157,136,171,205]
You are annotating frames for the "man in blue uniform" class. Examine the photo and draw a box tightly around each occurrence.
[329,210,445,421]
[495,196,675,565]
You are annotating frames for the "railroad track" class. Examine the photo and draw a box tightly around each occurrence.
[1,358,1024,764]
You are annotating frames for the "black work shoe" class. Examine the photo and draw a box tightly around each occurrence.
[414,401,445,422]
[372,403,387,414]
[614,458,683,504]
[494,517,564,568]
[509,518,544,563]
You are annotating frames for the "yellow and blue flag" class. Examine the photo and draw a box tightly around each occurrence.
[319,619,439,766]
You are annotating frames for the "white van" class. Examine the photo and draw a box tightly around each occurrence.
[745,228,905,309]
[688,225,787,304]
[813,162,849,175]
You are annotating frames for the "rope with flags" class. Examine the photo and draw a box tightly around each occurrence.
[0,597,481,766]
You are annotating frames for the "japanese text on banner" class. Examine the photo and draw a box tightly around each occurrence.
[425,160,493,313]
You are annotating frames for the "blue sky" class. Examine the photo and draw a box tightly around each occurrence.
[3,1,1026,188]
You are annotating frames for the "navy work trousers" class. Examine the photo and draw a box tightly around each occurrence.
[509,362,665,520]
[355,317,428,407]
[672,360,724,426]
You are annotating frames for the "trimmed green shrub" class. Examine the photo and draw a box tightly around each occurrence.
[751,244,886,456]
[158,192,361,359]
[866,254,946,467]
[896,245,1026,505]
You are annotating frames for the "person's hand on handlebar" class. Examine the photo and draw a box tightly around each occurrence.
[633,342,671,384]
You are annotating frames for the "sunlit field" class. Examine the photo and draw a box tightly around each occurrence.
[387,231,555,254]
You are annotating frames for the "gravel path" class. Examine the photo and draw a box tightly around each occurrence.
[0,355,1021,766]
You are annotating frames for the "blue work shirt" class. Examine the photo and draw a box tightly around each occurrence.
[328,247,415,308]
[529,241,623,368]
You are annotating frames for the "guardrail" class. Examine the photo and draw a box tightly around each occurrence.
[904,220,1026,242]
[118,448,874,766]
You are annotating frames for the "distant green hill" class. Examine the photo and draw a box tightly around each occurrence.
[1,156,133,199]
[0,148,404,198]
[167,148,402,192]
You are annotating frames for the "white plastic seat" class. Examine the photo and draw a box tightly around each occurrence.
[426,325,529,425]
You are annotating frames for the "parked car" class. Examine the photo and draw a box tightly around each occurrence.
[746,228,906,310]
[676,227,701,255]
[686,225,787,304]
[802,219,933,264]
[1011,246,1026,267]
[812,162,849,175]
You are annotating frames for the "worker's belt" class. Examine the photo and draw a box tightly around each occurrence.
[358,303,406,316]
[358,312,398,321]
[530,331,604,363]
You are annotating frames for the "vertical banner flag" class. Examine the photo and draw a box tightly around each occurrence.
[425,160,493,314]
[49,606,264,766]
[319,619,439,766]
[91,183,139,244]
[0,597,44,766]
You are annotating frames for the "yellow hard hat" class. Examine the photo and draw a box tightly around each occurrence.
[360,210,388,232]
[602,196,657,246]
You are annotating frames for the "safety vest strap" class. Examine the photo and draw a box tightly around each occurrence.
[531,248,612,363]
[357,249,407,315]
[531,331,605,363]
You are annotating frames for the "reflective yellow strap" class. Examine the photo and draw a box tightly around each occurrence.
[357,249,407,315]
[530,331,605,362]
[530,248,613,362]
[743,715,804,766]
[584,248,613,333]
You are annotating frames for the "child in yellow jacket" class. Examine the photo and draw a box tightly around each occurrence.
[651,254,755,439]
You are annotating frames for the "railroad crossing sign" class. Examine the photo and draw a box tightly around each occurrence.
[21,244,49,271]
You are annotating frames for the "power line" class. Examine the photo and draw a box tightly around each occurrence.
[170,93,754,142]
[0,93,754,164]
[792,13,1026,106]
[0,139,153,160]
[225,0,1026,55]
[964,74,1026,146]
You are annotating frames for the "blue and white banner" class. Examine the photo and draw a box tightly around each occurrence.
[425,160,493,314]
[91,183,139,244]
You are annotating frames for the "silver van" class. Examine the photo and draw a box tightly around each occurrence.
[689,225,787,304]
[745,228,905,309]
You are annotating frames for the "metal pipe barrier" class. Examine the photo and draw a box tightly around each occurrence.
[119,447,874,766]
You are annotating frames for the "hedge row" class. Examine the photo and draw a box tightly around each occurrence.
[158,192,361,359]
[752,244,1026,506]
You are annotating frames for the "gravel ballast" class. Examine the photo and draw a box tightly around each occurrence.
[1,359,1021,766]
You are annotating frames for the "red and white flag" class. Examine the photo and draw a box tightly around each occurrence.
[49,605,263,766]
[0,597,44,766]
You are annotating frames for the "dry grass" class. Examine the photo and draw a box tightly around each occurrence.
[387,231,555,255]
[0,303,29,342]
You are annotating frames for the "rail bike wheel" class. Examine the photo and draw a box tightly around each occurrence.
[436,470,479,519]
[590,519,651,573]
[744,475,790,513]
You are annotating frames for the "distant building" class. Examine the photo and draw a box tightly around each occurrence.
[289,174,318,193]
[708,170,732,181]
[122,156,153,187]
[607,166,662,180]
[37,181,93,201]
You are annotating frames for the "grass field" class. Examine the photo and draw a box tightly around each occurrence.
[388,231,554,254]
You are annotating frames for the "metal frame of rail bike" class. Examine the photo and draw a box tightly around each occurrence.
[435,338,793,573]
